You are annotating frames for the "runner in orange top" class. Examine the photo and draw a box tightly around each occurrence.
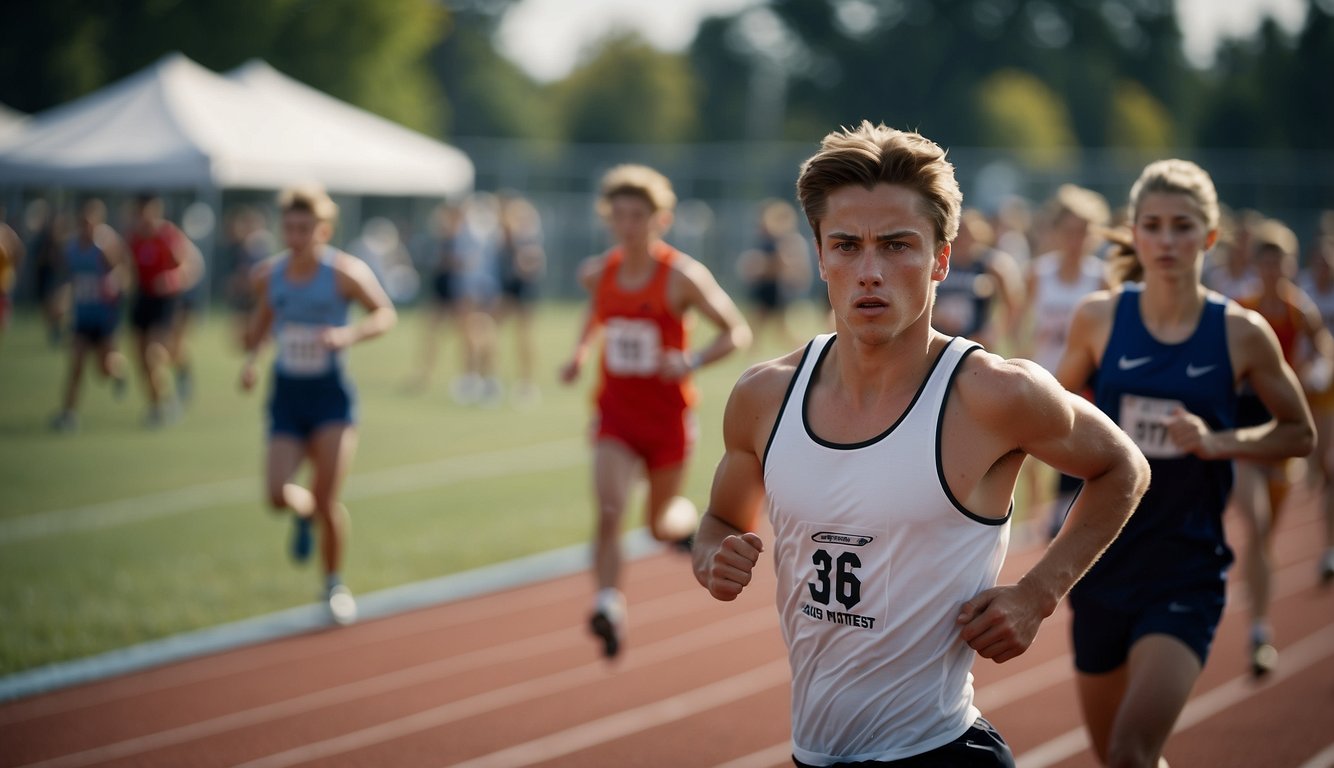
[1234,218,1334,676]
[560,164,751,659]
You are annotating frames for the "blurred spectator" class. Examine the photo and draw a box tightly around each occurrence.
[404,202,463,393]
[26,198,68,347]
[450,193,504,406]
[0,207,23,341]
[992,194,1034,270]
[932,207,1025,353]
[223,205,276,349]
[1203,207,1262,300]
[496,192,546,405]
[1024,183,1109,535]
[736,198,812,351]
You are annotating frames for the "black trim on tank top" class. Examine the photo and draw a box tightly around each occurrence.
[935,342,1013,526]
[801,335,954,450]
[761,336,818,470]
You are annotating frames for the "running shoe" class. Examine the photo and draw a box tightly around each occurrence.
[327,584,357,626]
[589,609,622,659]
[1251,640,1278,678]
[49,411,78,433]
[291,516,314,563]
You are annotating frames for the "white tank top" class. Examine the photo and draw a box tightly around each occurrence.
[1030,252,1104,373]
[764,334,1011,765]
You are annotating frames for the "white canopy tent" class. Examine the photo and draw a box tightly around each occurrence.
[0,52,474,198]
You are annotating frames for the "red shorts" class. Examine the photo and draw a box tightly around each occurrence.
[595,405,696,470]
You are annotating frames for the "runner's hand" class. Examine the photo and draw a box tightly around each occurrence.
[957,584,1044,663]
[705,532,764,602]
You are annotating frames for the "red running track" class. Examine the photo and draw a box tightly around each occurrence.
[2,490,1332,768]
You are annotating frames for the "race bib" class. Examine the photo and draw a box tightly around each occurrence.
[793,521,885,634]
[277,323,331,376]
[1120,394,1186,459]
[604,318,661,376]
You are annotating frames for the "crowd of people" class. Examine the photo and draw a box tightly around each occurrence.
[7,125,1334,766]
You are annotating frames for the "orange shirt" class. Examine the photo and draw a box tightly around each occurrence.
[1241,285,1305,365]
[593,242,696,420]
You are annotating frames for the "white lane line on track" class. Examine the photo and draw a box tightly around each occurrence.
[6,567,718,767]
[1016,624,1334,768]
[0,438,586,545]
[448,659,793,768]
[227,607,781,768]
[1296,742,1334,768]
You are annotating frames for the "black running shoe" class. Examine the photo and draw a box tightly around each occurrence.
[589,610,621,659]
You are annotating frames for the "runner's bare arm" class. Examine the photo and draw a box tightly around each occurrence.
[330,254,397,349]
[1200,307,1316,461]
[240,261,276,391]
[560,255,607,383]
[957,358,1149,663]
[693,357,791,601]
[666,258,752,378]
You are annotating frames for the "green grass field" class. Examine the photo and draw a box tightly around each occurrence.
[0,302,830,676]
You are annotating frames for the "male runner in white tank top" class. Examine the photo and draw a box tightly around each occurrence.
[692,122,1150,767]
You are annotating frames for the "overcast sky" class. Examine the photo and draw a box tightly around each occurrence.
[495,0,1309,82]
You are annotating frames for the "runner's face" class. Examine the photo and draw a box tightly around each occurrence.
[817,183,947,343]
[1133,192,1215,281]
[606,194,663,248]
[282,210,330,254]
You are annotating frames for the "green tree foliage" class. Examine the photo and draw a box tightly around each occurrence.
[0,0,445,134]
[554,32,697,143]
[1109,79,1175,151]
[427,3,557,140]
[974,69,1078,168]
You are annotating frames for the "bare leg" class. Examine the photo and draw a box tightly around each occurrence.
[1233,460,1276,672]
[264,435,313,516]
[1076,635,1198,768]
[59,336,90,415]
[644,462,689,541]
[306,423,358,578]
[592,438,642,593]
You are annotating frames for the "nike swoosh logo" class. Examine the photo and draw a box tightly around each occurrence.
[1118,355,1152,370]
[1187,364,1217,377]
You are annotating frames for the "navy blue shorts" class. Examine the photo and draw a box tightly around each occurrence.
[130,294,179,332]
[74,313,120,345]
[267,373,356,440]
[792,717,1014,767]
[1071,586,1226,674]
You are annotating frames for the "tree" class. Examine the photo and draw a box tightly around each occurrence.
[0,0,446,134]
[1108,79,1175,151]
[974,69,1079,169]
[428,5,557,140]
[554,32,697,143]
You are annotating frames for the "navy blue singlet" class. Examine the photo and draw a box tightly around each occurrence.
[1074,285,1236,605]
